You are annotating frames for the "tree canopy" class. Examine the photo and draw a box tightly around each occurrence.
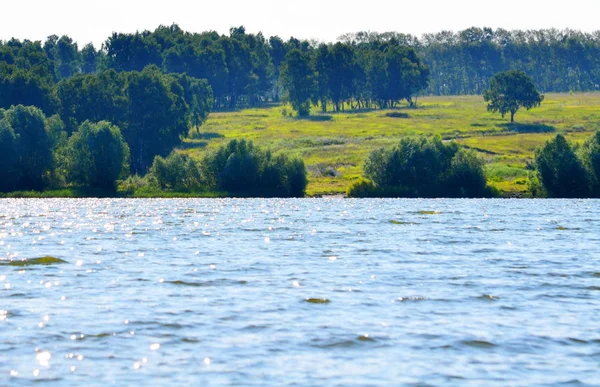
[533,133,598,198]
[483,70,544,123]
[0,105,54,191]
[64,120,130,189]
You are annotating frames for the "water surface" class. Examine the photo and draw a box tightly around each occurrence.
[1,199,599,385]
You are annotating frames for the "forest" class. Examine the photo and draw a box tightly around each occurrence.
[3,25,600,112]
[1,25,600,197]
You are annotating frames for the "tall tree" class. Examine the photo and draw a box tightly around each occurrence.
[280,49,314,116]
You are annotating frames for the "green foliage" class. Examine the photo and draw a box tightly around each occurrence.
[0,116,18,192]
[201,139,307,197]
[171,73,213,132]
[580,131,600,190]
[357,136,489,197]
[148,152,201,191]
[281,49,314,116]
[346,179,378,197]
[117,174,149,194]
[0,105,53,190]
[65,121,130,189]
[447,149,488,197]
[56,67,212,174]
[484,70,544,123]
[533,134,591,197]
[344,28,600,96]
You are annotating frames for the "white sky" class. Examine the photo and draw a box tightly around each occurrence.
[2,0,599,48]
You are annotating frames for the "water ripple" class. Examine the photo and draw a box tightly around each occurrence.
[0,198,598,385]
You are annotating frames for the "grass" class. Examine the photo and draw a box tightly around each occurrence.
[178,93,600,197]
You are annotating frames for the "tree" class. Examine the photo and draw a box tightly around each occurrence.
[580,130,600,192]
[328,43,356,111]
[56,67,211,174]
[122,66,189,173]
[0,115,18,192]
[313,44,332,112]
[80,43,99,74]
[280,49,314,116]
[149,152,201,191]
[483,70,544,123]
[0,105,53,190]
[534,134,590,197]
[65,120,130,189]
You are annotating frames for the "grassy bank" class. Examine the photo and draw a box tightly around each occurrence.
[181,93,600,197]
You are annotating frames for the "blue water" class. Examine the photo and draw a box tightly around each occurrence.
[1,199,599,385]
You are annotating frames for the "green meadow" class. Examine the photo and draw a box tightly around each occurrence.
[181,93,600,197]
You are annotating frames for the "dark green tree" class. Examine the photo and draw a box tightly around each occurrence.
[122,66,188,173]
[0,114,18,192]
[328,43,356,111]
[313,44,332,112]
[56,67,211,174]
[170,73,213,133]
[580,130,600,192]
[280,49,314,116]
[80,43,99,74]
[149,152,201,191]
[65,120,130,189]
[483,70,544,123]
[54,36,79,79]
[534,134,590,197]
[269,36,287,102]
[104,32,162,72]
[0,105,53,190]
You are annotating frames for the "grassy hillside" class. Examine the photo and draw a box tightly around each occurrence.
[181,93,600,197]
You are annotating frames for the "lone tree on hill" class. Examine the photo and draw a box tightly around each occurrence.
[483,70,544,123]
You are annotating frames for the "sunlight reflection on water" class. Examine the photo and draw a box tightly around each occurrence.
[0,198,599,385]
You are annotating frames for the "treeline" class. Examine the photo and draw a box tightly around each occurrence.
[0,25,429,115]
[0,37,213,175]
[342,28,600,95]
[4,26,599,116]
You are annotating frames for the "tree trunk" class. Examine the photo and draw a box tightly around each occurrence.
[510,110,515,123]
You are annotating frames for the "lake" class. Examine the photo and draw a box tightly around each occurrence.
[1,198,599,385]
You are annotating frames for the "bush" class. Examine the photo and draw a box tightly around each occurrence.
[534,134,591,198]
[353,136,490,197]
[117,175,149,194]
[148,152,201,191]
[347,179,378,197]
[65,120,130,190]
[201,139,307,197]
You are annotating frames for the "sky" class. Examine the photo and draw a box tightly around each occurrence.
[2,0,598,48]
